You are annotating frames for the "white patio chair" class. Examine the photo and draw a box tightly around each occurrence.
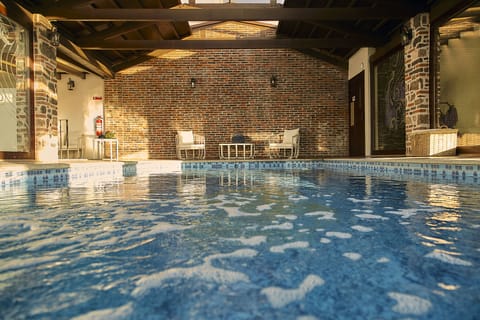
[176,130,206,160]
[268,128,300,159]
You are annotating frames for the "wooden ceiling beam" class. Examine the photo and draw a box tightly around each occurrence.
[77,22,155,41]
[77,38,384,50]
[56,57,92,78]
[301,20,387,43]
[43,0,94,9]
[57,39,114,78]
[43,7,419,22]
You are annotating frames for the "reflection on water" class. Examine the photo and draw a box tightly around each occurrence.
[177,170,207,195]
[219,169,255,187]
[428,184,460,209]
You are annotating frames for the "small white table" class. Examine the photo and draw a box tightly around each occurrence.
[219,143,255,160]
[94,138,118,161]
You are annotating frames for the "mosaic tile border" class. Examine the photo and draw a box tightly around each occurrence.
[181,159,480,184]
[321,160,479,180]
[1,163,124,189]
[181,160,318,171]
[1,159,479,188]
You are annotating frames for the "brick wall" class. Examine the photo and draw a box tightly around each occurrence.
[104,24,348,160]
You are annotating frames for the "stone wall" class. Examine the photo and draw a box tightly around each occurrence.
[104,23,349,160]
[404,13,431,155]
[32,14,58,161]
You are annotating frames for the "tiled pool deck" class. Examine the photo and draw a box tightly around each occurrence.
[1,157,479,187]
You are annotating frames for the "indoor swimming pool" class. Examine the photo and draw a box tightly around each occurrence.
[0,168,479,319]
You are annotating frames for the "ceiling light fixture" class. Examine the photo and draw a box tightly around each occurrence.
[67,78,75,91]
[270,75,278,87]
[49,26,60,47]
[401,25,413,46]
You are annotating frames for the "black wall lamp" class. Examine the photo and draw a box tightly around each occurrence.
[67,78,75,91]
[401,25,413,46]
[270,75,278,87]
[190,78,196,88]
[48,26,60,47]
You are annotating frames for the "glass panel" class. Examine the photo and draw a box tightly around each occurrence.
[373,50,405,154]
[438,2,480,152]
[0,15,30,152]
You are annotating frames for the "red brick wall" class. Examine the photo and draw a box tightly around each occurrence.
[104,48,348,160]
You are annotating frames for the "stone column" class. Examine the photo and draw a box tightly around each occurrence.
[33,14,59,161]
[404,13,430,156]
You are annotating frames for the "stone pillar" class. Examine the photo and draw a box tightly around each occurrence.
[404,13,430,156]
[33,14,59,161]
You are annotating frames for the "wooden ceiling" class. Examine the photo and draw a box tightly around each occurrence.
[8,0,477,78]
[439,0,480,45]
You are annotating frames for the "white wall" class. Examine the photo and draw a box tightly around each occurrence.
[440,29,480,133]
[57,73,104,158]
[348,47,376,156]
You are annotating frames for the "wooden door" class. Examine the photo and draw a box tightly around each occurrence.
[349,72,365,157]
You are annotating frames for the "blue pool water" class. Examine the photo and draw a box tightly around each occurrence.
[0,168,479,319]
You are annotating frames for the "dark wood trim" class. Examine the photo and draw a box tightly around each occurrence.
[429,25,439,129]
[43,7,420,22]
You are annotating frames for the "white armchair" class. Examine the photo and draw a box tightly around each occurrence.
[268,128,300,159]
[176,130,205,160]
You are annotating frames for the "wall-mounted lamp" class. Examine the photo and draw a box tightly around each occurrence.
[190,78,196,89]
[401,25,413,46]
[48,26,60,47]
[270,75,278,87]
[67,78,75,91]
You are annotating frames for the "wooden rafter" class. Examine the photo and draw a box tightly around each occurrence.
[77,38,384,50]
[42,7,420,22]
[76,22,158,41]
[57,39,114,78]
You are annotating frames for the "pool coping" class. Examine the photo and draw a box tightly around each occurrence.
[1,157,479,187]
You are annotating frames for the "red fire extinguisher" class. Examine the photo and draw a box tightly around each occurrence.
[95,116,104,137]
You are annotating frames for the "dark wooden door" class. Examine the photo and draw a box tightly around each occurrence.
[349,72,365,157]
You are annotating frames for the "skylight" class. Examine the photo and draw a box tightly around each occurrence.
[181,0,283,28]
